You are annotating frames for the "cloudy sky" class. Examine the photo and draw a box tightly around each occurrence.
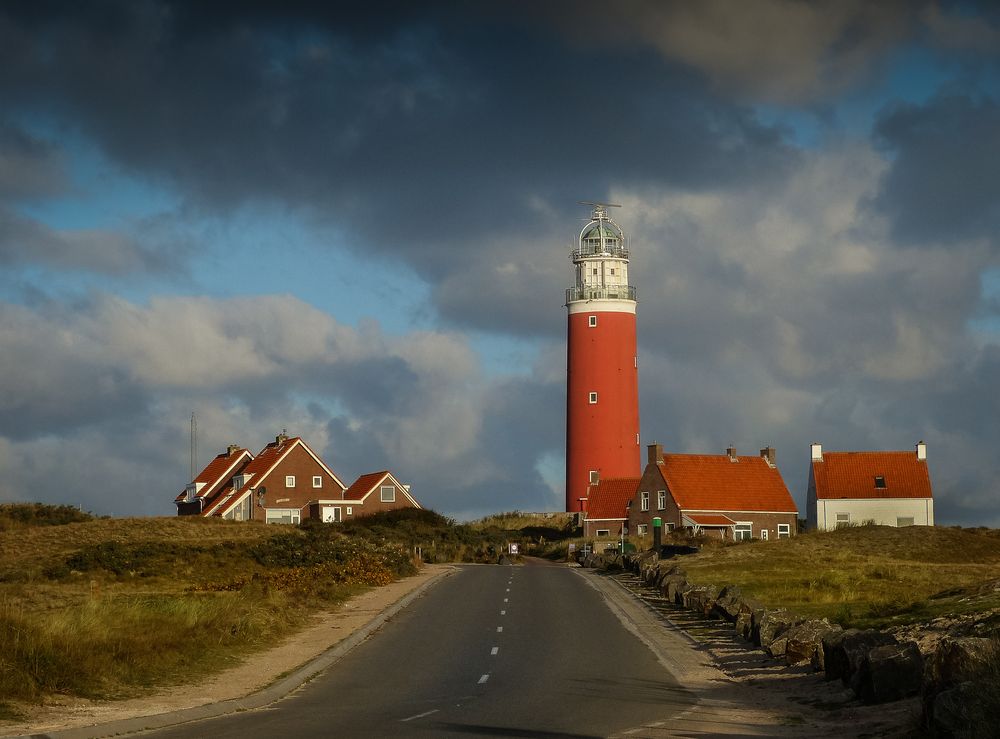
[1,1,998,523]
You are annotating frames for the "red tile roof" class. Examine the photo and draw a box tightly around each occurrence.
[812,451,932,500]
[343,471,390,500]
[657,454,797,514]
[683,513,737,527]
[585,477,640,520]
[174,448,252,503]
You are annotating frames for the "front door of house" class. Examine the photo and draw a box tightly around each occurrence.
[322,506,342,523]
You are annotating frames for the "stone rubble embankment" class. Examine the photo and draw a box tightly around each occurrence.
[580,549,999,738]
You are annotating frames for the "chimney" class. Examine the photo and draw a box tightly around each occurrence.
[726,445,737,462]
[810,443,823,462]
[276,432,289,444]
[916,440,927,461]
[759,446,776,467]
[227,444,240,456]
[648,442,663,465]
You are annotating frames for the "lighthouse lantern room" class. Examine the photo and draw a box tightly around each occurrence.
[565,202,641,513]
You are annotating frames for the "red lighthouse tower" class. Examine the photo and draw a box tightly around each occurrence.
[565,202,641,513]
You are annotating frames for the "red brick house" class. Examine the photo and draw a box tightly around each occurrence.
[582,477,639,538]
[308,470,422,522]
[806,442,934,530]
[177,434,422,523]
[206,434,348,523]
[174,444,253,516]
[628,443,798,541]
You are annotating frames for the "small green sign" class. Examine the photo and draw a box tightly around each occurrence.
[652,517,662,528]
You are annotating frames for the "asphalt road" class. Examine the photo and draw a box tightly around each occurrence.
[143,562,695,738]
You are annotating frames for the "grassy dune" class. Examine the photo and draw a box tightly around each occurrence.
[0,507,472,716]
[677,525,1000,628]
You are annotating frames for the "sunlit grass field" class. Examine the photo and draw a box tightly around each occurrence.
[0,505,478,718]
[675,525,1000,628]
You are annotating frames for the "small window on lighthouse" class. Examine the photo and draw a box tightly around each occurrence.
[588,315,597,327]
[589,392,598,404]
[592,268,598,275]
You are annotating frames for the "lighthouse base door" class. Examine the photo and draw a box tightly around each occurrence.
[322,506,342,523]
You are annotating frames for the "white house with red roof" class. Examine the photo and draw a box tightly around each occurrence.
[629,443,798,541]
[177,434,421,523]
[806,442,934,530]
[581,477,640,538]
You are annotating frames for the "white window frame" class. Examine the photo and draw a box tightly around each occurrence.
[777,523,791,538]
[312,475,323,488]
[285,475,295,488]
[596,529,611,537]
[588,315,597,327]
[323,506,342,523]
[346,506,353,515]
[640,491,649,511]
[589,391,598,404]
[265,508,301,525]
[734,522,752,541]
[760,528,769,541]
[589,470,599,485]
[836,512,850,527]
[380,485,395,503]
[657,491,666,510]
[637,523,648,537]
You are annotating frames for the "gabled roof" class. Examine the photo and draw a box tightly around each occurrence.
[812,451,932,500]
[213,436,346,517]
[654,453,798,514]
[585,477,640,520]
[174,448,253,504]
[342,470,422,508]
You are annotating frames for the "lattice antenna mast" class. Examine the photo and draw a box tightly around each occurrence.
[190,412,197,479]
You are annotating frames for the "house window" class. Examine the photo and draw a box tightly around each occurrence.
[346,507,353,515]
[589,470,599,484]
[734,523,752,541]
[760,529,769,541]
[265,508,300,525]
[589,315,597,327]
[777,523,791,538]
[596,529,611,537]
[874,476,887,489]
[312,476,322,488]
[657,491,666,510]
[637,524,648,537]
[589,391,598,404]
[285,475,295,488]
[323,506,342,523]
[835,512,850,528]
[381,485,395,503]
[640,491,649,511]
[592,268,598,275]
[896,517,914,527]
[666,522,675,532]
[610,268,615,275]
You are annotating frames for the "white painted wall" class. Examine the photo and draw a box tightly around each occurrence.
[811,497,934,530]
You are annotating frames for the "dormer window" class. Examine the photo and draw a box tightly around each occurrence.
[874,476,886,489]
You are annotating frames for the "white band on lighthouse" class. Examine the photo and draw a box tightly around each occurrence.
[567,300,636,315]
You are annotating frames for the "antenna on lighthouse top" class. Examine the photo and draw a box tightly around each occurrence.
[578,201,621,221]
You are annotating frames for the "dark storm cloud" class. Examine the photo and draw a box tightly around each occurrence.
[873,92,1000,247]
[0,122,67,199]
[0,0,795,307]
